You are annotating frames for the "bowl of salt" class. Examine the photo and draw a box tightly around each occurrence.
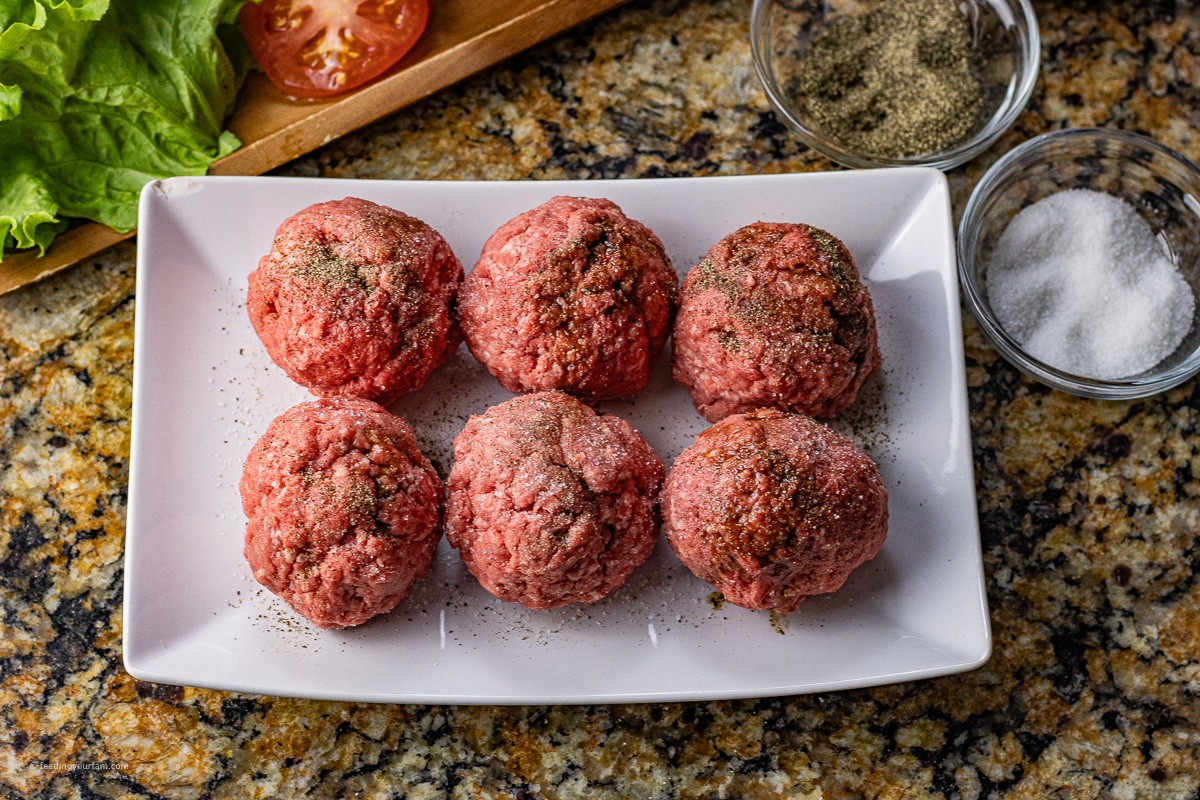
[958,127,1200,399]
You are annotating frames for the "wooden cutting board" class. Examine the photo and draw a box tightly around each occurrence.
[0,0,628,296]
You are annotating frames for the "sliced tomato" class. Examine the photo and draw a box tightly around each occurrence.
[240,0,430,99]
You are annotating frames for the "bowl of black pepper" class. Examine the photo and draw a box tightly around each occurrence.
[750,0,1039,170]
[958,127,1200,399]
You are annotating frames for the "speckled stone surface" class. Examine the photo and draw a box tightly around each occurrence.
[4,0,1200,797]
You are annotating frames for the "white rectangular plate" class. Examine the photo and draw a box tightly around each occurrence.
[125,170,990,704]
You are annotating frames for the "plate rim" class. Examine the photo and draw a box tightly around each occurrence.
[123,168,991,704]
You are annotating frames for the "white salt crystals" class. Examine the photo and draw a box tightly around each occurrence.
[986,188,1195,380]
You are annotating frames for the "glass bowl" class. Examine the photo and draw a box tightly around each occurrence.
[749,0,1040,170]
[958,127,1200,399]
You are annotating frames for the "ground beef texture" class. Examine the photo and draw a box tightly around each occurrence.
[672,221,880,422]
[247,197,463,405]
[458,195,678,403]
[446,391,664,609]
[661,409,888,614]
[240,397,444,629]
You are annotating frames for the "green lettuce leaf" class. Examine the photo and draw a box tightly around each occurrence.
[0,0,254,258]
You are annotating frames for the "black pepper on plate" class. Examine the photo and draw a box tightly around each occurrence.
[795,0,983,158]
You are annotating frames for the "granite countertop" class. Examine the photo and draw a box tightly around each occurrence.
[4,0,1200,797]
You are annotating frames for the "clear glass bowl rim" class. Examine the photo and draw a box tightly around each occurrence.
[749,0,1041,171]
[957,126,1200,399]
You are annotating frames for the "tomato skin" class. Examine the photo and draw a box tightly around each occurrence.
[240,0,430,99]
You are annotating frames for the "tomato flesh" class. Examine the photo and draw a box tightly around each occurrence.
[241,0,430,99]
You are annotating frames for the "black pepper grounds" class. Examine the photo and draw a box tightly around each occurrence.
[794,0,984,158]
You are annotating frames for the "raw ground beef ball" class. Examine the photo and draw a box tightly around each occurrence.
[661,409,888,614]
[446,391,664,609]
[672,221,881,422]
[458,195,678,403]
[247,197,463,405]
[240,397,444,629]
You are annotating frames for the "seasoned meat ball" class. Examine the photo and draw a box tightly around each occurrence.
[672,222,881,422]
[446,391,664,609]
[247,197,463,405]
[661,409,888,614]
[240,397,444,629]
[458,195,678,403]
